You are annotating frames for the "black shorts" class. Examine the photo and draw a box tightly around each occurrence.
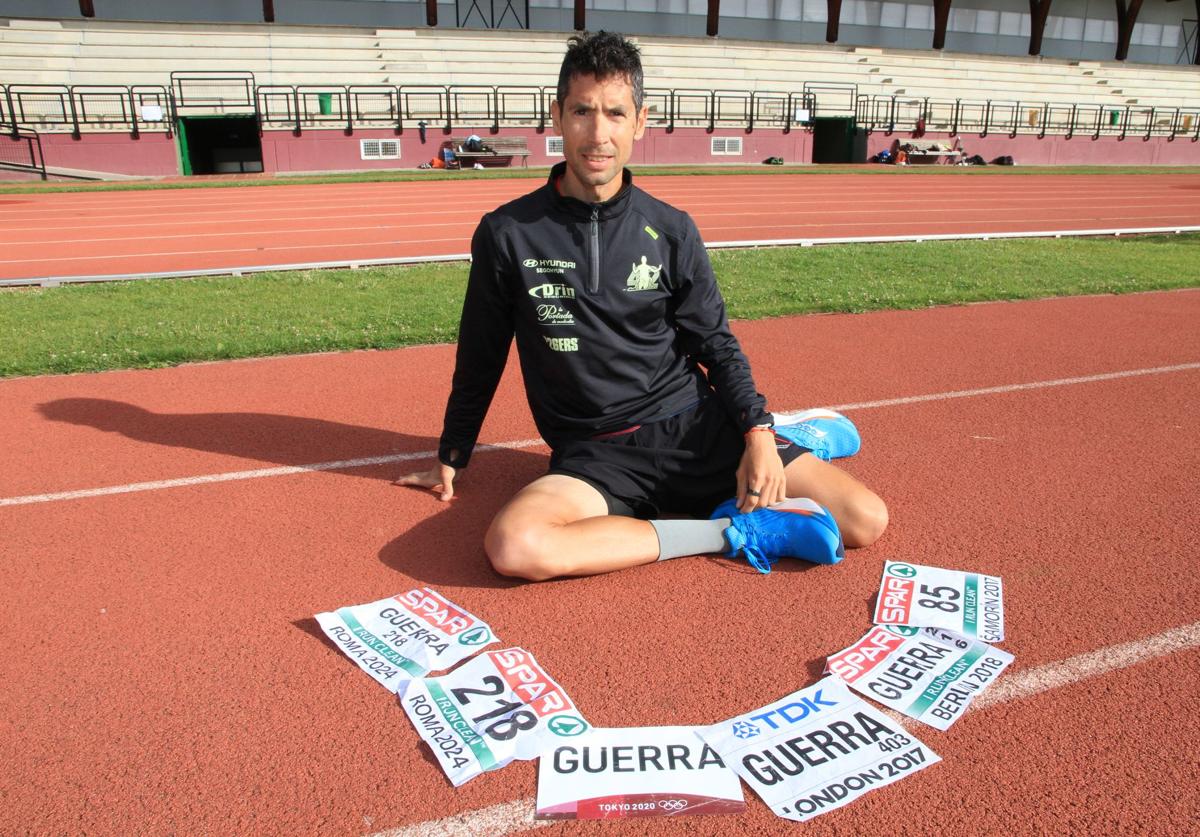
[548,397,811,519]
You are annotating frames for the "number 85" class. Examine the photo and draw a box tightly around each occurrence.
[918,584,960,612]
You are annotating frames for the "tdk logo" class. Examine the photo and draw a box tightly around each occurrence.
[731,721,760,740]
[528,283,576,300]
[748,691,838,730]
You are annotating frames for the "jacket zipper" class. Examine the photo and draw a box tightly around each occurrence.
[588,205,600,294]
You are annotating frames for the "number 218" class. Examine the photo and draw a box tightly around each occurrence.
[451,676,538,741]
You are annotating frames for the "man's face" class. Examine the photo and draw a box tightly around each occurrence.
[551,71,648,203]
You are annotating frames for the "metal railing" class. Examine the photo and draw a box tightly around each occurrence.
[250,84,818,134]
[0,124,46,179]
[1,83,173,139]
[456,0,529,29]
[1,77,1195,143]
[803,81,857,116]
[1179,19,1197,65]
[856,95,1200,141]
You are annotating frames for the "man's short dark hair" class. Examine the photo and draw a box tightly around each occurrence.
[556,31,644,111]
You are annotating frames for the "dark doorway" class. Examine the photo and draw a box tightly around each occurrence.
[811,117,868,164]
[178,116,263,175]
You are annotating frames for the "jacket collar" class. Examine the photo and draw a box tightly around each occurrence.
[547,161,633,220]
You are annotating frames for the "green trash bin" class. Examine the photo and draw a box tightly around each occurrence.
[318,93,333,116]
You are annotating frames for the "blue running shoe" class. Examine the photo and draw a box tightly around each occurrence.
[771,408,861,462]
[711,497,845,573]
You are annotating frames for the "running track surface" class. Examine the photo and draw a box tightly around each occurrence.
[2,290,1198,834]
[3,171,1200,280]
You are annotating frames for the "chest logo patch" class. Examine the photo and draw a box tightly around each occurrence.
[529,283,576,300]
[543,335,579,352]
[523,258,577,275]
[625,256,662,292]
[537,303,574,326]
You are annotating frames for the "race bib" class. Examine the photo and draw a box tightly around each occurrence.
[828,626,1014,729]
[874,561,1005,642]
[315,587,497,692]
[697,676,940,822]
[402,647,590,786]
[537,726,744,819]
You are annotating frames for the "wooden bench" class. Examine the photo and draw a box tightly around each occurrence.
[447,136,530,168]
[896,140,962,165]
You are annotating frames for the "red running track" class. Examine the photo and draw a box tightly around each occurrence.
[1,290,1198,834]
[3,172,1200,280]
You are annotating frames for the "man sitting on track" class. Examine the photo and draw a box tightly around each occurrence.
[398,31,887,580]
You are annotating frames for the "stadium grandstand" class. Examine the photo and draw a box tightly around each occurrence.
[1,0,1197,179]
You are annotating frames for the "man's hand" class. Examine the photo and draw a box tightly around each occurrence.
[735,430,786,513]
[394,463,458,502]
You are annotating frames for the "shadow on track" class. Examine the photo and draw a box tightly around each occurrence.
[36,397,546,483]
[37,397,560,589]
[378,447,547,589]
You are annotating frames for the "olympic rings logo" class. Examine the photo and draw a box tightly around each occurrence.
[657,799,687,811]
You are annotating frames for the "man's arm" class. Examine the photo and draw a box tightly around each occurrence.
[670,216,782,512]
[396,218,514,500]
[669,216,772,431]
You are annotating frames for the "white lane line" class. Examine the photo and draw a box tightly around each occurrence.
[822,362,1200,412]
[8,226,1199,288]
[3,185,1180,217]
[0,253,474,288]
[4,197,1188,232]
[3,361,1196,509]
[0,439,545,508]
[367,799,551,837]
[0,234,471,267]
[366,620,1200,837]
[973,620,1200,710]
[707,224,1200,248]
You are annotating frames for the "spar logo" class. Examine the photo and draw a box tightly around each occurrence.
[876,571,915,625]
[457,627,492,646]
[827,627,905,683]
[548,715,588,737]
[395,588,474,635]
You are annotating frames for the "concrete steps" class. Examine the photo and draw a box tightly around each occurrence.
[2,17,1196,120]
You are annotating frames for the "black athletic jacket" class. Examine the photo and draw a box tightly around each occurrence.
[438,162,772,469]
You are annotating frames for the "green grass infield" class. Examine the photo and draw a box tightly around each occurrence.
[3,233,1198,378]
